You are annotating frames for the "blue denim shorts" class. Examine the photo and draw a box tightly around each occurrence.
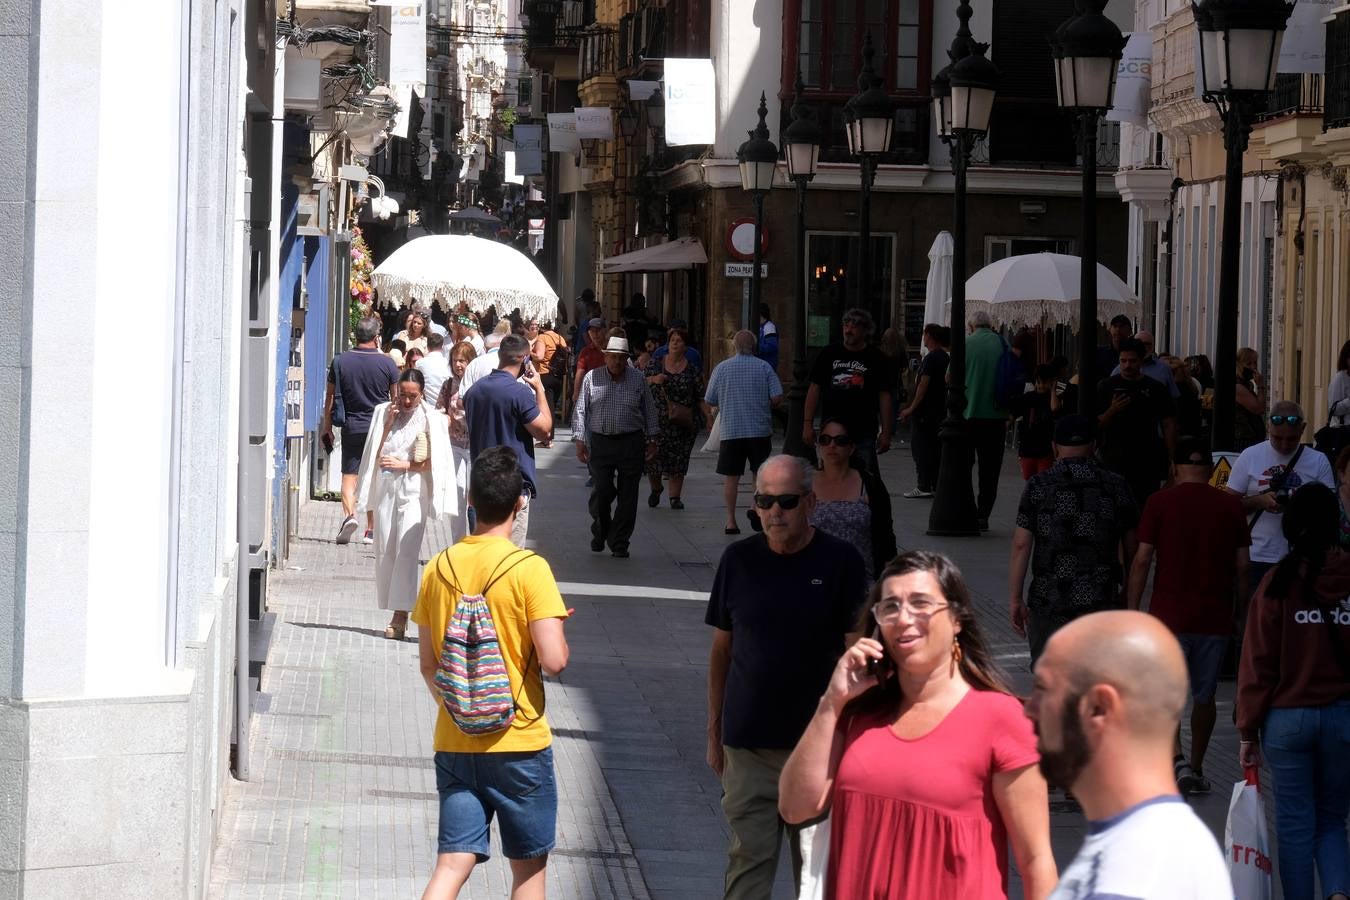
[434,746,557,861]
[1176,633,1228,704]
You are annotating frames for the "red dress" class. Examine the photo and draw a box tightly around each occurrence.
[826,689,1039,900]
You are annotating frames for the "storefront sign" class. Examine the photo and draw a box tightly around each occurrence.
[724,262,767,277]
[389,3,427,88]
[547,113,581,154]
[513,124,543,175]
[575,106,614,139]
[663,58,715,146]
[1107,33,1152,126]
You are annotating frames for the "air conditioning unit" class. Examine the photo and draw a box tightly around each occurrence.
[283,48,322,113]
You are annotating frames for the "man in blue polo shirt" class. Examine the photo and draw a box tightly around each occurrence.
[463,333,552,547]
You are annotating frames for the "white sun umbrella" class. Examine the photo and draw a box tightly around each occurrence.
[946,252,1138,329]
[372,234,558,322]
[923,231,954,348]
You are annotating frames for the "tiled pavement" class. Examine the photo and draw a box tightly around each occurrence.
[209,426,1268,898]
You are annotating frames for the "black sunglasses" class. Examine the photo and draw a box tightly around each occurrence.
[1270,415,1304,427]
[817,433,855,447]
[752,492,808,511]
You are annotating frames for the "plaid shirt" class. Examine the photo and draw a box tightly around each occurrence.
[573,363,658,439]
[704,354,784,440]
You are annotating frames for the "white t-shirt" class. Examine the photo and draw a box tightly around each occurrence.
[416,353,451,407]
[1050,796,1233,900]
[1226,440,1335,563]
[456,348,500,400]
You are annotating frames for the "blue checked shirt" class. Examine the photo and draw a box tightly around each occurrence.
[573,363,658,439]
[704,353,784,440]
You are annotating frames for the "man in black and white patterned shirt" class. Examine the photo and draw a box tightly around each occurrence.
[573,335,658,558]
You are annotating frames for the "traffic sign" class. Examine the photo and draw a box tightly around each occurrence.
[724,262,768,278]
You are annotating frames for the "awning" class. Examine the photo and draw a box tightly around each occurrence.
[600,237,708,273]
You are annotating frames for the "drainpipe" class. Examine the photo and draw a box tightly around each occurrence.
[1161,176,1184,351]
[235,174,253,784]
[164,0,193,667]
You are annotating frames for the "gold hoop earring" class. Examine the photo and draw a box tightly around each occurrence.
[952,636,963,665]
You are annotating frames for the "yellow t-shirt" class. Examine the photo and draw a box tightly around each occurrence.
[411,535,568,753]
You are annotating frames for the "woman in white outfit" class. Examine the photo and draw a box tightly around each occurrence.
[436,340,478,541]
[356,369,455,639]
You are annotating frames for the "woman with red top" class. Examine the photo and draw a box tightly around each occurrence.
[779,551,1057,900]
[1237,483,1350,900]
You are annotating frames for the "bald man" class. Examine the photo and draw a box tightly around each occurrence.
[1028,611,1231,899]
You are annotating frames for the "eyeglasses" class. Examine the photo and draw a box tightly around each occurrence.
[752,492,808,511]
[872,597,949,623]
[817,434,855,447]
[1270,415,1304,427]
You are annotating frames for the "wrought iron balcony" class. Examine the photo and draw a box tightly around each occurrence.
[1257,73,1324,122]
[617,5,664,74]
[579,28,617,84]
[524,0,586,54]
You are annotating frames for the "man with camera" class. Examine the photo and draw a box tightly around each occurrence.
[1224,400,1335,589]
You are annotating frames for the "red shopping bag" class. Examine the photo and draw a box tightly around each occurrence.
[1224,766,1273,900]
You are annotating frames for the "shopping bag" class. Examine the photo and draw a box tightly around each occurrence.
[1224,766,1273,900]
[796,816,830,900]
[701,413,722,453]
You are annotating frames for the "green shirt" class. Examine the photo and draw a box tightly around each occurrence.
[965,327,1007,420]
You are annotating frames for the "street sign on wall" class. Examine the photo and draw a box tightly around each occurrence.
[724,262,767,278]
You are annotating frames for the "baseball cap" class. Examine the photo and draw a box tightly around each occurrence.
[1053,415,1096,447]
[587,317,605,329]
[1174,438,1212,467]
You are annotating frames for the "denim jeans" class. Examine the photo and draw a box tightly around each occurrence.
[1262,701,1350,899]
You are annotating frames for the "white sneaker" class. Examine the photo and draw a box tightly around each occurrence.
[336,515,358,544]
[361,529,374,544]
[902,488,934,499]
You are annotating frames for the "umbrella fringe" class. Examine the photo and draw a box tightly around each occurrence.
[957,298,1138,331]
[372,273,556,321]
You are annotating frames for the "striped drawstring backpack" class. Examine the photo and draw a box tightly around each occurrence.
[434,549,538,735]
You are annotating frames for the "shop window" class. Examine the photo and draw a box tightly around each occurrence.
[805,232,896,346]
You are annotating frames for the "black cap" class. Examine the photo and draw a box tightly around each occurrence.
[1174,438,1212,467]
[1053,415,1096,447]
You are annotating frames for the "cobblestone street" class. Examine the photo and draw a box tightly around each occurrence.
[209,429,1261,898]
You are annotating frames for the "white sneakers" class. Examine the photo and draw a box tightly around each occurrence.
[903,488,935,499]
[336,515,358,544]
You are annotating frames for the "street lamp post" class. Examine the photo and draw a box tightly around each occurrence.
[845,31,895,327]
[781,72,823,460]
[1194,0,1293,450]
[1051,0,1126,415]
[927,0,998,537]
[737,92,778,325]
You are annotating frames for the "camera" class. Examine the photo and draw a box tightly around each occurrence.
[1269,469,1294,506]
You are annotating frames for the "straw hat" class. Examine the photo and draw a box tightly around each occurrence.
[603,336,630,355]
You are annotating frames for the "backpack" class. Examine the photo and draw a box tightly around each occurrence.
[433,548,540,736]
[993,337,1024,410]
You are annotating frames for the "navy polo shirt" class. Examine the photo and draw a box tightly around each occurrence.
[463,369,541,494]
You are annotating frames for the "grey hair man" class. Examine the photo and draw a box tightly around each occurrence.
[322,315,402,544]
[704,330,785,534]
[705,455,867,899]
[803,307,893,478]
[462,333,552,548]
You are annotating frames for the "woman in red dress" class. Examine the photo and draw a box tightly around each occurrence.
[779,551,1057,899]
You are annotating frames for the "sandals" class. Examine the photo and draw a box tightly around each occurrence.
[384,622,407,641]
[670,497,684,510]
[648,486,664,508]
[725,526,741,535]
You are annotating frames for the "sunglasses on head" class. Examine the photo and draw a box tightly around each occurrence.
[752,492,808,511]
[817,433,855,447]
[1270,415,1304,427]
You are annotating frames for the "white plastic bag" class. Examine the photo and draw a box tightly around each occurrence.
[1225,768,1273,900]
[701,413,722,453]
[796,817,830,900]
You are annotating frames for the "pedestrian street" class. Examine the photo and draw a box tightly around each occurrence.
[209,429,1264,899]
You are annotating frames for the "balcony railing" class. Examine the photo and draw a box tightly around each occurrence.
[1257,73,1324,122]
[778,97,929,167]
[617,6,664,72]
[1327,13,1350,130]
[524,0,587,51]
[579,28,617,83]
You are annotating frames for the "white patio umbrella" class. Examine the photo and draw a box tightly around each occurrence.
[923,231,953,341]
[946,252,1138,329]
[372,234,558,322]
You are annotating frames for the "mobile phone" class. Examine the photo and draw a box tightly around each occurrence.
[865,626,883,677]
[523,360,536,378]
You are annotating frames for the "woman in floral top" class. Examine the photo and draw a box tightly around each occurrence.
[643,328,702,510]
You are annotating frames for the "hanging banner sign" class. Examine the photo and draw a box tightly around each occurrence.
[1106,33,1152,126]
[575,106,614,139]
[663,58,716,146]
[389,3,427,89]
[1279,0,1334,73]
[512,124,543,175]
[547,113,581,153]
[505,150,525,185]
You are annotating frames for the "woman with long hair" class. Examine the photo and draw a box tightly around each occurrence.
[393,308,430,356]
[356,369,454,639]
[437,341,477,541]
[809,418,896,584]
[779,551,1057,899]
[643,327,702,509]
[1238,483,1350,900]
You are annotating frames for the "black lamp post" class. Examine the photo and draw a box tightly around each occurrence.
[844,31,895,326]
[928,0,998,537]
[1194,0,1292,450]
[1051,0,1126,415]
[737,92,778,326]
[782,71,823,460]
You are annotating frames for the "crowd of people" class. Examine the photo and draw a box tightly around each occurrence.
[320,296,1350,900]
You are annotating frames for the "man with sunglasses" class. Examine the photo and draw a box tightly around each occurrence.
[1224,400,1334,591]
[705,455,867,899]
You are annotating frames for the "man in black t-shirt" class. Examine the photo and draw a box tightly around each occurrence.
[1096,338,1177,506]
[803,308,894,476]
[899,323,949,497]
[706,455,867,899]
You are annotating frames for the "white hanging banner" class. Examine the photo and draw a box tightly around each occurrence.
[461,143,485,182]
[1106,33,1152,126]
[389,3,427,89]
[1279,0,1334,73]
[547,112,581,153]
[505,150,525,185]
[663,58,716,146]
[628,79,661,100]
[575,106,614,139]
[393,84,415,137]
[513,124,544,175]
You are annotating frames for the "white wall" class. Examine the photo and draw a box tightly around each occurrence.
[710,0,783,157]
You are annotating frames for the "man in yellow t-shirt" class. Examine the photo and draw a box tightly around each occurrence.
[412,445,570,900]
